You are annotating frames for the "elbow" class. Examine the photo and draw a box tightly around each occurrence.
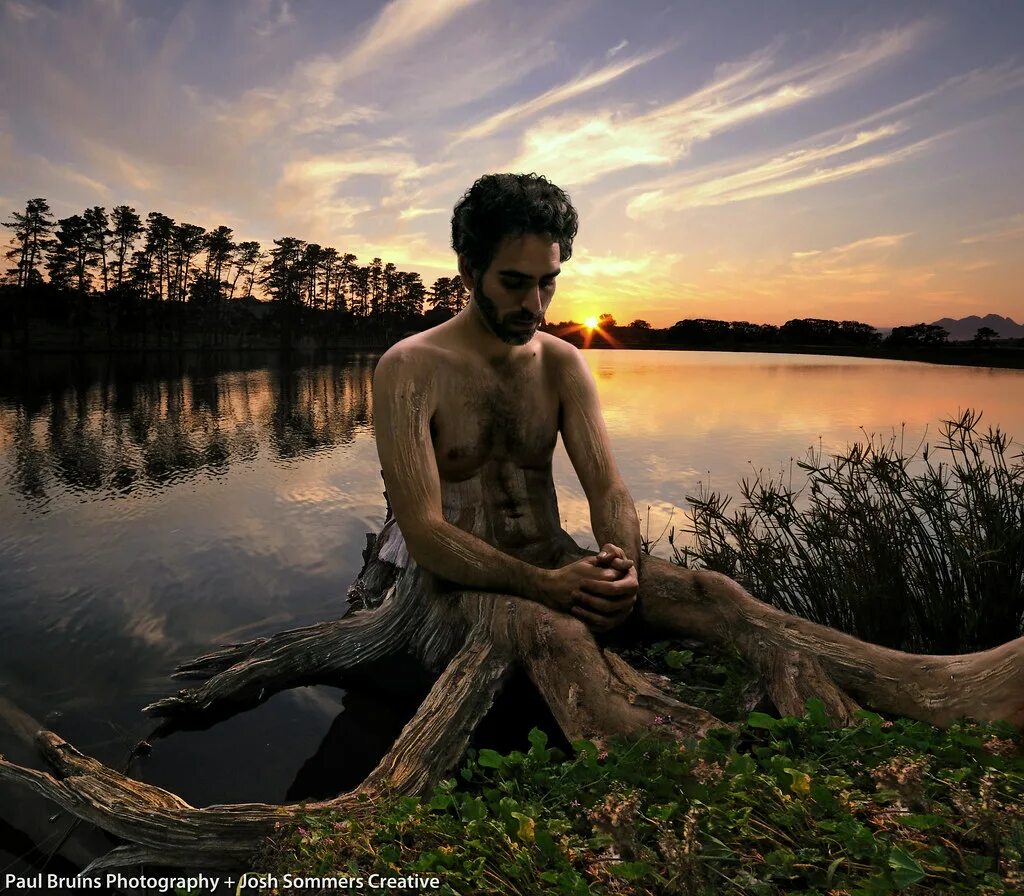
[401,517,445,572]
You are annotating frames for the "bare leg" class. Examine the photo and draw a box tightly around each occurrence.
[637,554,1024,727]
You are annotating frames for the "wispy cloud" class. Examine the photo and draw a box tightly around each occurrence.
[626,127,940,214]
[456,44,675,142]
[606,40,628,59]
[273,151,456,240]
[792,233,912,261]
[398,207,446,221]
[683,229,1006,325]
[566,247,687,305]
[602,52,1024,219]
[503,22,930,186]
[0,148,112,213]
[253,0,294,38]
[206,0,483,139]
[340,232,457,275]
[785,233,914,284]
[961,213,1024,245]
[330,0,482,82]
[3,1,44,24]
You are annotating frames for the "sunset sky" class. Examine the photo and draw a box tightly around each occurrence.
[1,0,1022,328]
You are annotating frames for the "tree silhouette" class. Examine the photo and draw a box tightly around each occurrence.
[368,256,383,321]
[46,214,94,291]
[3,198,55,287]
[887,323,950,347]
[171,223,206,302]
[110,205,144,289]
[351,264,370,319]
[83,206,112,292]
[336,252,357,312]
[143,212,175,301]
[428,276,455,315]
[974,326,999,345]
[451,274,468,312]
[204,225,235,286]
[399,270,426,318]
[382,261,399,317]
[318,246,338,312]
[230,240,263,300]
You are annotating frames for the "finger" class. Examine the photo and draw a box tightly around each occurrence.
[580,571,638,599]
[572,605,633,632]
[573,591,629,615]
[579,565,621,582]
[596,544,627,564]
[580,583,638,605]
[594,555,633,572]
[570,606,617,631]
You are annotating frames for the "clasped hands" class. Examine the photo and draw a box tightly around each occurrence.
[540,543,638,633]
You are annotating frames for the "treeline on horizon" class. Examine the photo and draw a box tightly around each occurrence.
[1,197,470,349]
[1,196,1018,353]
[546,316,1010,350]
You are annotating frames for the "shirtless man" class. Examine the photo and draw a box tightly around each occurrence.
[372,172,641,633]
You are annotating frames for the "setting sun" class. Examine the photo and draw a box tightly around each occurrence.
[584,316,599,330]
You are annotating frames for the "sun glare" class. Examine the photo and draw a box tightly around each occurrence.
[584,316,599,330]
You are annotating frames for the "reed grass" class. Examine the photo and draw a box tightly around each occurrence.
[660,410,1024,653]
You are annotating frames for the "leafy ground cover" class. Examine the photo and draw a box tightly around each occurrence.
[259,639,1023,895]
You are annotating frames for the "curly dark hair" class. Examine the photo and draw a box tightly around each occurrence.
[451,173,579,276]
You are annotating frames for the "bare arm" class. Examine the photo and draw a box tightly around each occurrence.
[559,346,642,569]
[558,344,642,629]
[372,346,551,602]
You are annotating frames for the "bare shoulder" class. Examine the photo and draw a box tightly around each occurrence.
[537,330,584,380]
[374,332,447,385]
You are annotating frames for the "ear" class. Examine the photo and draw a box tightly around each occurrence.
[457,254,475,291]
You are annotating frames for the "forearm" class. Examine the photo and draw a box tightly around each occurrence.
[591,486,643,571]
[408,520,548,603]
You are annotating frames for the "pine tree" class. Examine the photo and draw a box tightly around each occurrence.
[3,198,56,287]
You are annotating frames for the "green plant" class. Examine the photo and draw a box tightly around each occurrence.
[261,707,1023,895]
[671,410,1024,653]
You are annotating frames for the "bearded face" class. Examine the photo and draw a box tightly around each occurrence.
[472,274,542,346]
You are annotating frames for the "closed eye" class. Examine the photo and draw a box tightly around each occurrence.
[503,278,557,290]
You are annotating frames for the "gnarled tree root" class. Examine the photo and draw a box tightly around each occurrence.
[0,625,512,870]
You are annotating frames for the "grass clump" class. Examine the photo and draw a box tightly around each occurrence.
[663,410,1024,653]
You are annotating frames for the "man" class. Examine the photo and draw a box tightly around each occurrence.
[372,172,640,633]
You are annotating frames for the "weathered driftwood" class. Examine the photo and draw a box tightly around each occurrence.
[1,488,1022,872]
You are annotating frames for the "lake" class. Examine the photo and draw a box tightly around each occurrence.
[2,348,1023,873]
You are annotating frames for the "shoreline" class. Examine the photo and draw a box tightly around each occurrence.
[4,339,1023,370]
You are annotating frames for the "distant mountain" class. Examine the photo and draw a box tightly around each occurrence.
[927,314,1024,341]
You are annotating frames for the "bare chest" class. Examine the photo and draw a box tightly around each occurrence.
[429,355,560,480]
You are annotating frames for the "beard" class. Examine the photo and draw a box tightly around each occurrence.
[472,276,541,346]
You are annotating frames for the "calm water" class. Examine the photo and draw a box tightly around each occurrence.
[2,348,1023,874]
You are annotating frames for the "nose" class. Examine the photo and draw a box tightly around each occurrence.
[522,285,543,316]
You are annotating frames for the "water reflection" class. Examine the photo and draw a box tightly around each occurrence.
[0,352,378,504]
[552,351,1024,549]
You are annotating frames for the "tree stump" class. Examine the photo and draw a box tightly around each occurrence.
[1,489,1022,872]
